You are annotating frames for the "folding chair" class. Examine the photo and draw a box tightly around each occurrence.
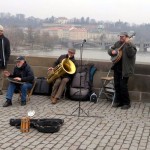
[18,81,36,102]
[98,69,115,106]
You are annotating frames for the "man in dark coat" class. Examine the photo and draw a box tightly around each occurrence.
[48,48,76,104]
[108,32,137,109]
[3,56,34,107]
[0,25,11,95]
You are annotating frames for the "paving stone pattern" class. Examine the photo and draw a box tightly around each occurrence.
[0,91,150,150]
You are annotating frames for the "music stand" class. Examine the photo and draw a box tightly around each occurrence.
[71,40,89,117]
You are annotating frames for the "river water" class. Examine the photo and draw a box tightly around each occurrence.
[12,48,150,64]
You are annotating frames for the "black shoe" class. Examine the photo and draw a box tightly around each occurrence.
[121,105,131,109]
[3,101,12,107]
[21,101,26,106]
[112,103,123,108]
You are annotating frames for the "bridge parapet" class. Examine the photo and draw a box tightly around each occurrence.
[4,55,150,102]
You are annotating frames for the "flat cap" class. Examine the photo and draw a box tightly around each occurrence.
[15,56,25,61]
[119,31,129,37]
[68,48,76,53]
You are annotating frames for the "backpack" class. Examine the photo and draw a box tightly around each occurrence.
[69,64,97,101]
[33,77,52,96]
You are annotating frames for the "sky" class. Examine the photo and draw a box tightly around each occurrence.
[1,0,150,24]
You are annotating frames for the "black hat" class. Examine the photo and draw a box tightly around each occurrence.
[15,56,25,61]
[119,32,129,37]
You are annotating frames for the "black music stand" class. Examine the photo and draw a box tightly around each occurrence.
[71,40,89,117]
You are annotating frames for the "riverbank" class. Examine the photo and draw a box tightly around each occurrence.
[11,49,150,63]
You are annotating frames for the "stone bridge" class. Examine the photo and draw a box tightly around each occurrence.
[135,43,150,52]
[73,41,100,48]
[99,42,150,52]
[73,41,150,52]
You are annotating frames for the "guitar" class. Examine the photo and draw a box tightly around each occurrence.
[111,32,136,63]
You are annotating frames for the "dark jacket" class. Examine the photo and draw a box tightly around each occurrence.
[0,35,10,69]
[9,62,34,83]
[108,41,137,77]
[54,54,77,80]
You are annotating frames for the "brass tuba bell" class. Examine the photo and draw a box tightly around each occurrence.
[47,58,76,84]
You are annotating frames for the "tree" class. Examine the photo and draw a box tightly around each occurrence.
[41,32,58,49]
[81,17,85,24]
[5,26,24,51]
[26,27,34,49]
[86,17,90,24]
[34,31,42,45]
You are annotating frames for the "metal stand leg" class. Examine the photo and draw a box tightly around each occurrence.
[98,82,105,102]
[111,91,115,107]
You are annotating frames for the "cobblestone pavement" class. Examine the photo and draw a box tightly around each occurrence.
[1,91,150,150]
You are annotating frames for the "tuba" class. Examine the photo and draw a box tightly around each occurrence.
[47,58,76,84]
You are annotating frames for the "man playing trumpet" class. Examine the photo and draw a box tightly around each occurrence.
[48,48,76,104]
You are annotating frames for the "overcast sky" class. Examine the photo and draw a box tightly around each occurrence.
[1,0,150,24]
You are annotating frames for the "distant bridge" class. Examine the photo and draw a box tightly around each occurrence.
[98,42,150,52]
[73,41,100,48]
[135,43,150,52]
[73,40,150,52]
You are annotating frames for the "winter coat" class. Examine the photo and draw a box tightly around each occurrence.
[0,35,10,69]
[9,62,34,83]
[108,41,137,77]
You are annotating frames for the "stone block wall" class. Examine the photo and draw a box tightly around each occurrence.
[3,55,150,102]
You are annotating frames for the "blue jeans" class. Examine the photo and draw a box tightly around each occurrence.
[6,82,33,102]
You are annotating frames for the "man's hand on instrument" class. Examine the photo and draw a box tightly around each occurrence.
[48,67,54,71]
[125,37,131,43]
[3,71,10,77]
[112,50,118,55]
[13,77,21,81]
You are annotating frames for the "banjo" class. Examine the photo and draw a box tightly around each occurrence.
[111,33,136,63]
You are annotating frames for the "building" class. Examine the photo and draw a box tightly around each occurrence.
[16,14,25,20]
[56,17,68,24]
[69,27,88,41]
[41,26,88,41]
[0,12,11,18]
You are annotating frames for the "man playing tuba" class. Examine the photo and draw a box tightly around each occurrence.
[48,48,76,104]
